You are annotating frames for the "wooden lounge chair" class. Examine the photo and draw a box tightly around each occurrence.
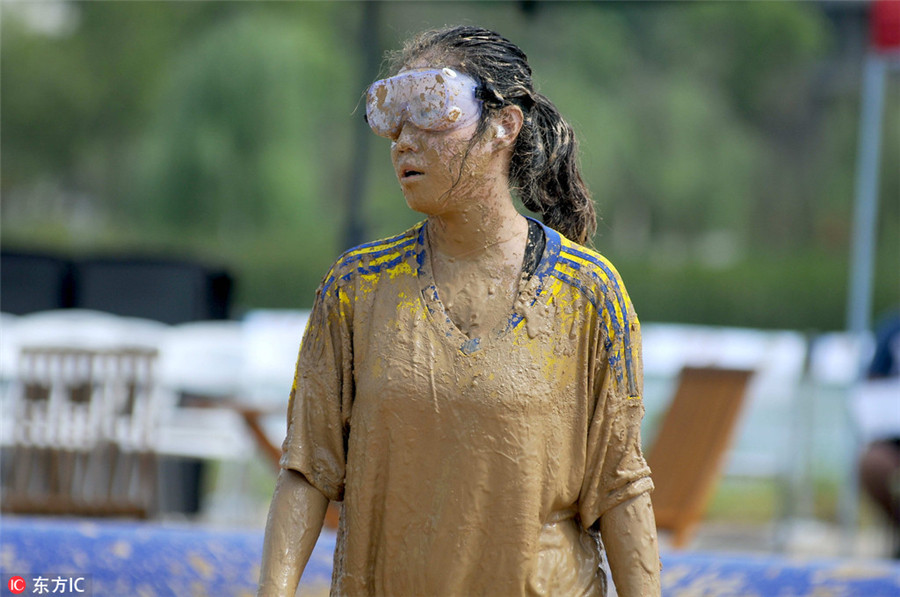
[646,366,754,548]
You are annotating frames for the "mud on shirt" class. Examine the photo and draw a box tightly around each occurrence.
[282,218,653,596]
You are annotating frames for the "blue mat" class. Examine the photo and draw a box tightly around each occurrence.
[2,516,899,596]
[658,549,900,596]
[0,516,330,596]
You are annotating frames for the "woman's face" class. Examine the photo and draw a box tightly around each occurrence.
[390,117,490,217]
[388,62,495,217]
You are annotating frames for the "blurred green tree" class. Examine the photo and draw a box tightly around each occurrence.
[1,1,895,326]
[1,1,229,227]
[132,7,346,239]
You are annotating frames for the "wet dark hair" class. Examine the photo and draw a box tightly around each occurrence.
[392,25,597,245]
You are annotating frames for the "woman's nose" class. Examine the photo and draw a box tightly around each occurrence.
[392,121,419,153]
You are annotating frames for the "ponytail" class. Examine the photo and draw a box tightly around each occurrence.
[511,94,596,246]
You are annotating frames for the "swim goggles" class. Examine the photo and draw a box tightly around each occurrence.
[365,67,482,138]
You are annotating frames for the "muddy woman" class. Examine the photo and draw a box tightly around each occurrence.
[258,26,660,597]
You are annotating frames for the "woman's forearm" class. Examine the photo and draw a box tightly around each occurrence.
[600,492,661,597]
[258,469,330,597]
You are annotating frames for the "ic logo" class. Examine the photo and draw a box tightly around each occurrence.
[8,576,26,594]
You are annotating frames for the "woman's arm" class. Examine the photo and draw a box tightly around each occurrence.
[600,492,661,597]
[257,468,330,597]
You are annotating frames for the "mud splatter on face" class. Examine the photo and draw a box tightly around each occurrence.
[390,120,493,218]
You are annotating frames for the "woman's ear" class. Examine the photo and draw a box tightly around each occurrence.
[491,105,524,149]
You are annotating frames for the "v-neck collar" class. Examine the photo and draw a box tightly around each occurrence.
[415,217,561,355]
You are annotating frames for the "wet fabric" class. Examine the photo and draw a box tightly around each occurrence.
[282,218,653,596]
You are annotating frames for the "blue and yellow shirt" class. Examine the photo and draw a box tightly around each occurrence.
[283,218,652,596]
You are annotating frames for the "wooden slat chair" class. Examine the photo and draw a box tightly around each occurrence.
[98,348,162,516]
[647,366,754,548]
[4,347,161,517]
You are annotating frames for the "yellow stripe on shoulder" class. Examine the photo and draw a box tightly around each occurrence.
[350,232,415,258]
[339,237,406,264]
[333,225,421,271]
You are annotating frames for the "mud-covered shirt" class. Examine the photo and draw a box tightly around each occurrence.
[282,218,653,596]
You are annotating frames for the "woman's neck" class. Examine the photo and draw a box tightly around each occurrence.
[426,187,527,261]
[425,191,530,339]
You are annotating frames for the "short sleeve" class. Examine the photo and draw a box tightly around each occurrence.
[280,276,353,502]
[578,297,653,529]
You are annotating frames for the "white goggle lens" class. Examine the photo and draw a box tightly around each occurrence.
[365,68,482,138]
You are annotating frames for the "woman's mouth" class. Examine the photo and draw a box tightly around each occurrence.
[401,169,424,180]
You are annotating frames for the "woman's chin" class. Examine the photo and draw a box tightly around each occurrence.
[402,192,444,216]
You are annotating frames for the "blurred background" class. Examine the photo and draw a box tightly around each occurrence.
[2,0,896,327]
[2,0,900,588]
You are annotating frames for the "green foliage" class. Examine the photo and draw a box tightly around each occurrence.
[1,1,896,327]
[618,245,899,331]
[1,12,95,185]
[132,8,344,238]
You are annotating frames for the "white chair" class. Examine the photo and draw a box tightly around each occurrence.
[155,320,258,523]
[241,309,309,406]
[235,309,310,464]
[158,320,245,399]
[0,312,20,381]
[155,320,252,460]
[0,313,20,446]
[3,310,169,517]
[5,346,162,517]
[13,309,165,350]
